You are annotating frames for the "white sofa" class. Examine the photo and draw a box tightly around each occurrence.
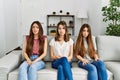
[1,35,119,80]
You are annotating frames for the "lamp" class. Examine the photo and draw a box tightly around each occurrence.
[77,10,88,25]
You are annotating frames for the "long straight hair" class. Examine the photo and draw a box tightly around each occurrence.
[26,21,45,57]
[75,24,97,59]
[55,21,69,42]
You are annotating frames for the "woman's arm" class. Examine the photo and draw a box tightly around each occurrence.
[94,52,99,61]
[76,54,89,65]
[32,38,48,63]
[50,46,61,60]
[67,45,73,61]
[76,54,84,62]
[22,39,32,65]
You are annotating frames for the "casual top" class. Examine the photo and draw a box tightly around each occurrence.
[49,38,74,57]
[83,37,97,63]
[26,35,46,55]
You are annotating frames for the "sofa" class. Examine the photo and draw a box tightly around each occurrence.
[0,35,120,80]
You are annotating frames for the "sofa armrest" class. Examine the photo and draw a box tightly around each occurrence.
[0,50,22,80]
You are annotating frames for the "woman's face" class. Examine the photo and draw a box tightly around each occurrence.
[32,23,39,35]
[58,25,66,36]
[82,27,89,38]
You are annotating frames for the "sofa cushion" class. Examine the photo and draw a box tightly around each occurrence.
[44,36,54,61]
[0,50,22,73]
[0,50,22,80]
[105,61,120,80]
[96,36,120,61]
[8,62,113,80]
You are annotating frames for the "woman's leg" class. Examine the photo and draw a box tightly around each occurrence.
[60,57,73,80]
[92,60,108,80]
[52,59,65,80]
[28,60,45,80]
[58,65,65,80]
[78,62,98,80]
[18,61,29,80]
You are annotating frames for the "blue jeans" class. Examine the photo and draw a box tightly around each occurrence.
[18,55,45,80]
[78,60,108,80]
[52,57,73,80]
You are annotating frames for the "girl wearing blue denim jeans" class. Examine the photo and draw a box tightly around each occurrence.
[18,21,47,80]
[49,21,73,80]
[75,24,108,80]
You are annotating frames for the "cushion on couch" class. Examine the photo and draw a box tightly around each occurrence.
[105,62,120,80]
[8,62,113,80]
[96,36,120,61]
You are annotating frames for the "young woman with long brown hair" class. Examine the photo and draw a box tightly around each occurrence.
[18,21,47,80]
[49,21,73,80]
[75,24,108,80]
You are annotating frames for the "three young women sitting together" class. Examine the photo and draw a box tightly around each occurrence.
[18,20,108,80]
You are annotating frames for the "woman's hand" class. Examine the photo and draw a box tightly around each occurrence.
[95,57,99,61]
[27,60,32,65]
[82,59,89,66]
[55,55,62,59]
[94,54,99,61]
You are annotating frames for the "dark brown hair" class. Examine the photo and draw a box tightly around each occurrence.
[55,21,69,42]
[75,24,97,59]
[26,21,45,57]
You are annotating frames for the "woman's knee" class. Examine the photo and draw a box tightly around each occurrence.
[29,65,37,72]
[97,60,105,66]
[88,65,97,73]
[60,57,68,63]
[97,60,106,70]
[58,65,63,70]
[39,60,46,68]
[19,61,28,71]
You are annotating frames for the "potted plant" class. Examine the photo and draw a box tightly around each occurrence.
[50,30,56,36]
[101,0,120,36]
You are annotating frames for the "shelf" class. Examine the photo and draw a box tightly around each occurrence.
[48,26,74,28]
[47,14,75,35]
[47,15,74,17]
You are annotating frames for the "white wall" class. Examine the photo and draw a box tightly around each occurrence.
[19,0,89,42]
[19,0,109,38]
[0,0,18,57]
[87,0,110,36]
[87,0,103,36]
[0,0,5,57]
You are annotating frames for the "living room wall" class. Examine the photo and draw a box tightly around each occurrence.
[0,0,18,57]
[0,0,5,57]
[20,0,88,35]
[19,0,109,36]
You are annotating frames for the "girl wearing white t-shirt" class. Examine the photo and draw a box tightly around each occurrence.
[49,21,73,80]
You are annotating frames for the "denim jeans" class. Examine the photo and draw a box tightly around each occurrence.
[18,55,45,80]
[78,60,108,80]
[52,57,73,80]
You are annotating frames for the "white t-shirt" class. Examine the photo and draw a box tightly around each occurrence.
[49,38,74,57]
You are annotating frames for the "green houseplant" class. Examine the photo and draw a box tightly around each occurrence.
[102,0,120,36]
[50,30,56,36]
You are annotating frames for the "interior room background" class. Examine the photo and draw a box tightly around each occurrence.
[0,0,109,58]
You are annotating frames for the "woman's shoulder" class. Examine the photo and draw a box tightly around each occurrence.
[26,35,29,40]
[68,38,74,44]
[42,35,47,40]
[50,38,55,42]
[49,38,56,46]
[69,38,73,41]
[69,38,74,42]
